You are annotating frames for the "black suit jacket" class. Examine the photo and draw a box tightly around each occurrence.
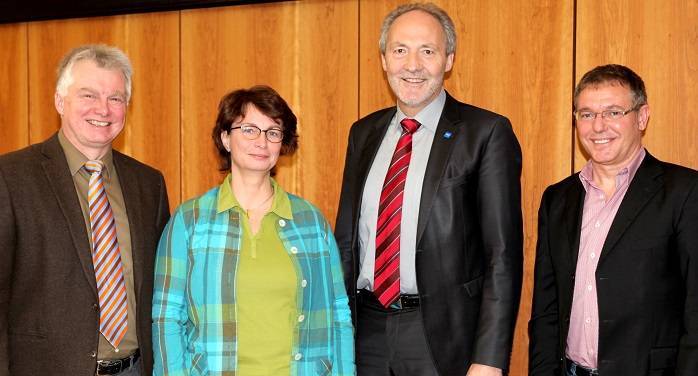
[529,152,698,375]
[335,92,523,374]
[0,134,170,376]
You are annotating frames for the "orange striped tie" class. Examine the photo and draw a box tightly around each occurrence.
[85,160,128,349]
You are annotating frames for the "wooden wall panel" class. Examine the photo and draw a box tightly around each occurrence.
[26,12,181,205]
[180,0,358,221]
[575,0,698,170]
[3,0,695,374]
[359,1,574,374]
[0,23,28,154]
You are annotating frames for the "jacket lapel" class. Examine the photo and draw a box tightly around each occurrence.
[598,153,663,265]
[352,110,395,227]
[113,153,146,299]
[416,94,460,243]
[40,134,98,297]
[563,178,585,268]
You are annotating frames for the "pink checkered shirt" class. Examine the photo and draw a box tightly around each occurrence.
[565,148,646,369]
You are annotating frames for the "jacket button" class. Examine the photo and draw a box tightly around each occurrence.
[89,350,97,358]
[93,303,99,312]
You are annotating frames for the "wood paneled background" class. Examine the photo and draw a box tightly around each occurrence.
[0,0,695,374]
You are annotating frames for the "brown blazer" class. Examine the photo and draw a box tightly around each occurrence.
[0,134,170,376]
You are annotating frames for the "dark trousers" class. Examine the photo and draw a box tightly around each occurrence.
[356,294,439,376]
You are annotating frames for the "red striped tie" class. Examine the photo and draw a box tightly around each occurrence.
[374,118,420,308]
[85,160,128,349]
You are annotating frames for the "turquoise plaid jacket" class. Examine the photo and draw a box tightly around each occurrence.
[152,180,355,375]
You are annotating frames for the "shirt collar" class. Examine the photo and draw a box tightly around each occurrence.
[58,129,114,179]
[395,89,446,134]
[216,173,293,220]
[579,147,646,191]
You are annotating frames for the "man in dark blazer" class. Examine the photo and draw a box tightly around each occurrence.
[335,3,523,375]
[529,64,698,375]
[0,45,169,376]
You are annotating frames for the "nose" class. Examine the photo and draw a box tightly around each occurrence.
[94,98,110,117]
[405,51,421,72]
[591,114,606,132]
[253,132,268,148]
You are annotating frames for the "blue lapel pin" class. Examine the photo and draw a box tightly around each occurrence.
[443,131,453,139]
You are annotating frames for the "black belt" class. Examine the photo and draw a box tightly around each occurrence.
[356,289,420,310]
[96,349,140,375]
[566,358,599,376]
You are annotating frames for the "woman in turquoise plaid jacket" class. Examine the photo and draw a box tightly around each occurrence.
[152,86,354,375]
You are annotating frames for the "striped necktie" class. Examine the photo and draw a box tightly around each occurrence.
[84,160,128,348]
[374,118,421,308]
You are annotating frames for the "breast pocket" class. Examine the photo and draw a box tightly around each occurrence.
[439,173,467,189]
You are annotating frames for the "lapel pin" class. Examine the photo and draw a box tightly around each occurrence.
[443,131,453,139]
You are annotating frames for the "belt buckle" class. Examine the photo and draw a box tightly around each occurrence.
[97,358,124,375]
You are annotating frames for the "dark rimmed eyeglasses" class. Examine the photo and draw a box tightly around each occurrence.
[230,123,284,143]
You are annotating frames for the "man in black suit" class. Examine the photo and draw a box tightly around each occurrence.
[529,64,698,375]
[0,45,170,375]
[335,3,523,375]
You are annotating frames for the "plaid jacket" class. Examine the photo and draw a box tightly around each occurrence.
[153,181,354,375]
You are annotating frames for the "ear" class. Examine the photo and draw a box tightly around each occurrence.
[220,130,231,152]
[381,54,388,72]
[54,92,64,115]
[445,53,454,73]
[637,104,650,131]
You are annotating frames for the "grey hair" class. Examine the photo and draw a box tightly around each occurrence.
[55,44,133,103]
[379,2,457,56]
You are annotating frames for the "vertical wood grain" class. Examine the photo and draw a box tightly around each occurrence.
[359,1,574,374]
[26,12,181,206]
[0,23,29,154]
[575,0,698,170]
[181,0,358,222]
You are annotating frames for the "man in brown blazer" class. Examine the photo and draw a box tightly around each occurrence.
[0,44,169,376]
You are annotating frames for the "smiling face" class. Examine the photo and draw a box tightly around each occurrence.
[55,59,127,160]
[220,104,283,177]
[576,82,650,172]
[381,10,454,117]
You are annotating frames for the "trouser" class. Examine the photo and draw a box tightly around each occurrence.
[355,290,439,376]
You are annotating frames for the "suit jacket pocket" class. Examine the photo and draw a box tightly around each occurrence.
[439,173,468,189]
[9,329,47,339]
[649,346,677,370]
[463,275,484,297]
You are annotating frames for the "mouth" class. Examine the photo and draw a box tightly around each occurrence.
[86,119,111,127]
[401,77,426,84]
[591,138,612,145]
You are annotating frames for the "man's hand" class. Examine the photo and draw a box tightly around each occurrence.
[466,363,503,376]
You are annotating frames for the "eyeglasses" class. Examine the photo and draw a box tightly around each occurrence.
[573,106,639,122]
[230,124,284,143]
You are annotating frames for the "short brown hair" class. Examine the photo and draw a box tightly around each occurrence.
[212,85,298,172]
[574,64,647,109]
